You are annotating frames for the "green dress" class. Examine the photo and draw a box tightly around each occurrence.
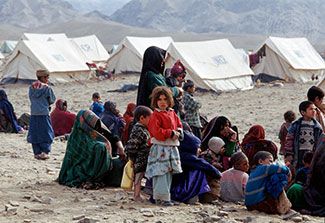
[58,109,120,188]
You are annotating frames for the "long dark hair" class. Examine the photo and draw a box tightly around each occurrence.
[201,116,231,150]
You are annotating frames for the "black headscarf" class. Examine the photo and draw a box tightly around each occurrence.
[136,46,166,107]
[201,116,231,151]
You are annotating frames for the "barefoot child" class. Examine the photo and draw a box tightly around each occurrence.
[125,106,152,202]
[146,86,183,206]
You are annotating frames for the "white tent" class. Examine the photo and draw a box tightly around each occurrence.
[0,52,4,59]
[0,41,18,54]
[1,38,90,84]
[21,33,69,42]
[106,36,173,74]
[71,35,109,63]
[252,36,325,82]
[165,39,254,91]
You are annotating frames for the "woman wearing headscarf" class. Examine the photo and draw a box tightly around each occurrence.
[302,134,325,216]
[58,109,125,189]
[122,102,135,144]
[136,46,179,108]
[50,99,76,137]
[100,101,125,137]
[201,116,239,170]
[241,125,278,169]
[171,131,221,203]
[0,90,24,133]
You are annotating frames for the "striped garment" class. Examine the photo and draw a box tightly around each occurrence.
[245,164,289,206]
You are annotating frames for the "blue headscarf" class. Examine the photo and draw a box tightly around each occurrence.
[179,131,221,179]
[0,90,22,133]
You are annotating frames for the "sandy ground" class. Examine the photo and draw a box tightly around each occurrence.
[0,75,324,223]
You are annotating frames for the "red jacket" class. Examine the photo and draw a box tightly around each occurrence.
[148,108,182,141]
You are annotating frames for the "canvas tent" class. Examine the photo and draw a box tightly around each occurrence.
[165,39,254,91]
[0,41,17,54]
[106,36,173,74]
[71,35,109,63]
[252,36,325,83]
[1,34,90,84]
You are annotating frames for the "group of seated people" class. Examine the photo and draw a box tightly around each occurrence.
[1,46,324,218]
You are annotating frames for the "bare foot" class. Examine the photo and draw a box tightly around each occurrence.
[134,197,144,203]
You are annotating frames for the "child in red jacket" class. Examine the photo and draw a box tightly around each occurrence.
[145,86,183,206]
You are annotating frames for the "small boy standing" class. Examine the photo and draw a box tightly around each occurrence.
[279,110,296,154]
[27,70,56,160]
[285,101,322,170]
[307,86,325,132]
[182,80,202,139]
[90,92,104,117]
[125,106,152,202]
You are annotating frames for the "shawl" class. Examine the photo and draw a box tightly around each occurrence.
[0,89,21,133]
[201,116,230,151]
[241,125,278,168]
[123,102,135,125]
[50,99,76,136]
[58,109,112,187]
[136,46,166,106]
[241,125,265,148]
[303,133,325,216]
[101,101,125,136]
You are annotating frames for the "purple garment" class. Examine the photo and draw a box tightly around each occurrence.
[0,90,22,133]
[171,169,210,202]
[170,131,221,202]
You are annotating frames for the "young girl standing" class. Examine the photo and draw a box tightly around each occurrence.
[146,86,183,206]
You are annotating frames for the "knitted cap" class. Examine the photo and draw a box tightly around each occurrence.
[208,137,225,154]
[170,60,186,77]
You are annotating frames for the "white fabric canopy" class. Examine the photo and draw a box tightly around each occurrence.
[253,36,325,82]
[165,39,254,91]
[71,35,109,63]
[106,36,173,73]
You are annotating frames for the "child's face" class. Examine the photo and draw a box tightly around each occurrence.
[301,104,316,120]
[40,76,49,84]
[93,97,100,102]
[235,157,249,172]
[139,114,151,127]
[157,94,169,110]
[314,96,323,108]
[258,155,273,165]
[188,86,195,94]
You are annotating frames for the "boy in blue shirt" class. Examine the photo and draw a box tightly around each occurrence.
[90,92,104,117]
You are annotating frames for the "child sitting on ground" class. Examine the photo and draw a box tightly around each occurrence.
[89,92,104,117]
[286,151,313,210]
[245,151,291,214]
[279,110,296,155]
[199,136,225,171]
[220,152,249,203]
[285,101,323,170]
[125,106,152,202]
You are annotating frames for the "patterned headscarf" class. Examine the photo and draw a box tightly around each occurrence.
[104,101,119,117]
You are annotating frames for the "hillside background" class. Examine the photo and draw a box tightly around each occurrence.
[1,0,325,51]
